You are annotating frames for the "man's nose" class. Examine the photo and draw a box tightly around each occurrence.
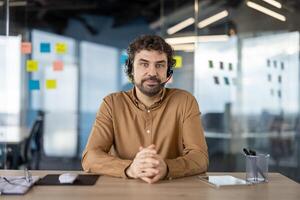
[148,65,157,76]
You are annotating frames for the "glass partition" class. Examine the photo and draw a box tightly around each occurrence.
[161,0,300,182]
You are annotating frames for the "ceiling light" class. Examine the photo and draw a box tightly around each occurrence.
[166,35,229,45]
[198,10,229,29]
[167,17,195,35]
[197,35,229,42]
[262,0,282,9]
[171,44,195,52]
[0,1,27,7]
[166,36,196,44]
[10,1,27,7]
[247,1,286,21]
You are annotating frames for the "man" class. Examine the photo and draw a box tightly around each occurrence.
[82,35,208,184]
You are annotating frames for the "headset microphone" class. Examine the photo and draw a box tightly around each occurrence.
[160,70,173,86]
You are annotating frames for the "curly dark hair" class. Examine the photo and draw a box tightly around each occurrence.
[125,35,175,81]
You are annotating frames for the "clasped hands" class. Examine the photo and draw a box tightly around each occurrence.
[125,144,167,184]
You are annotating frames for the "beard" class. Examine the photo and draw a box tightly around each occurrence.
[135,76,163,97]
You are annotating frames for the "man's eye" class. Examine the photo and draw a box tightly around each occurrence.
[156,64,165,68]
[141,63,148,67]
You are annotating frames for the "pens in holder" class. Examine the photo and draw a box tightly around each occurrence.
[243,148,267,183]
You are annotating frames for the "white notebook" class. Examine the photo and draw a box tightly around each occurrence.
[0,176,40,195]
[199,175,251,188]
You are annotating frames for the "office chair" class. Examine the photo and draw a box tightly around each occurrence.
[23,113,44,169]
[5,111,44,170]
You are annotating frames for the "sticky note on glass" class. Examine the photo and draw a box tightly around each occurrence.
[55,43,67,54]
[209,60,213,68]
[29,80,40,90]
[26,60,38,72]
[120,54,128,65]
[21,42,32,54]
[40,42,51,53]
[173,56,182,68]
[53,60,64,71]
[46,80,57,89]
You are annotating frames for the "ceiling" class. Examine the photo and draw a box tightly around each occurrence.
[4,0,193,33]
[2,0,300,34]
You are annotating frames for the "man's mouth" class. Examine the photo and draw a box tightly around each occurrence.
[143,77,160,86]
[145,79,159,85]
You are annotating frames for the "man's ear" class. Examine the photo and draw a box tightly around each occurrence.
[129,72,134,83]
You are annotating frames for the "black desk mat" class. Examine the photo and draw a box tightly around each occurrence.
[35,174,99,186]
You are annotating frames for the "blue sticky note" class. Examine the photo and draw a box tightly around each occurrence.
[120,53,128,65]
[29,80,40,90]
[40,43,51,53]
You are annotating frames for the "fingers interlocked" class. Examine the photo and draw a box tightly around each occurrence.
[126,144,167,184]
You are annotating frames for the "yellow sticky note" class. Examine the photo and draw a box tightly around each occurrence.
[26,60,38,72]
[55,43,67,54]
[46,79,57,89]
[173,56,182,68]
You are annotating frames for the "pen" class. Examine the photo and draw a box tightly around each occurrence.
[249,149,256,156]
[243,148,251,156]
[24,168,32,183]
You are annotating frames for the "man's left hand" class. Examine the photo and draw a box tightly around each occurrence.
[146,154,167,184]
[138,145,168,184]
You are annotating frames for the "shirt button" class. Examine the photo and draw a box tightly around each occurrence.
[146,130,150,134]
[147,110,150,113]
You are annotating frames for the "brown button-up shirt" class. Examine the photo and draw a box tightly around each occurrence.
[82,87,209,179]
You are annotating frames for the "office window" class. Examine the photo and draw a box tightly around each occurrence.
[79,41,119,153]
[0,36,22,124]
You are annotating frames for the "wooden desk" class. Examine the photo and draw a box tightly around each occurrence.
[0,170,300,200]
[1,171,299,200]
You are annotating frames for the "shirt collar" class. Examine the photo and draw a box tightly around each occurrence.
[129,87,167,109]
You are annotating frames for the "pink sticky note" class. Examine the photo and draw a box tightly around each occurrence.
[21,42,32,54]
[53,60,64,71]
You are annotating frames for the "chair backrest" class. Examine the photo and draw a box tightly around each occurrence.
[23,112,44,167]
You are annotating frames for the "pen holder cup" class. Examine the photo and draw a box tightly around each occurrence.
[245,154,269,183]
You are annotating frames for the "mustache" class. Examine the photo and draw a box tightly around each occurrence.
[141,76,161,84]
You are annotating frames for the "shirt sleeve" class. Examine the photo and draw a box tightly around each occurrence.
[164,95,209,179]
[81,95,132,178]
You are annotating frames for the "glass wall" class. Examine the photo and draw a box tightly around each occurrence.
[162,0,300,182]
[0,0,155,170]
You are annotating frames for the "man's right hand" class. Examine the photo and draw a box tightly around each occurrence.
[126,144,159,181]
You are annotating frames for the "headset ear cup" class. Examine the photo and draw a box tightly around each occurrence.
[125,59,130,68]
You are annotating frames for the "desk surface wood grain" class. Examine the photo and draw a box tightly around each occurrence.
[1,170,299,200]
